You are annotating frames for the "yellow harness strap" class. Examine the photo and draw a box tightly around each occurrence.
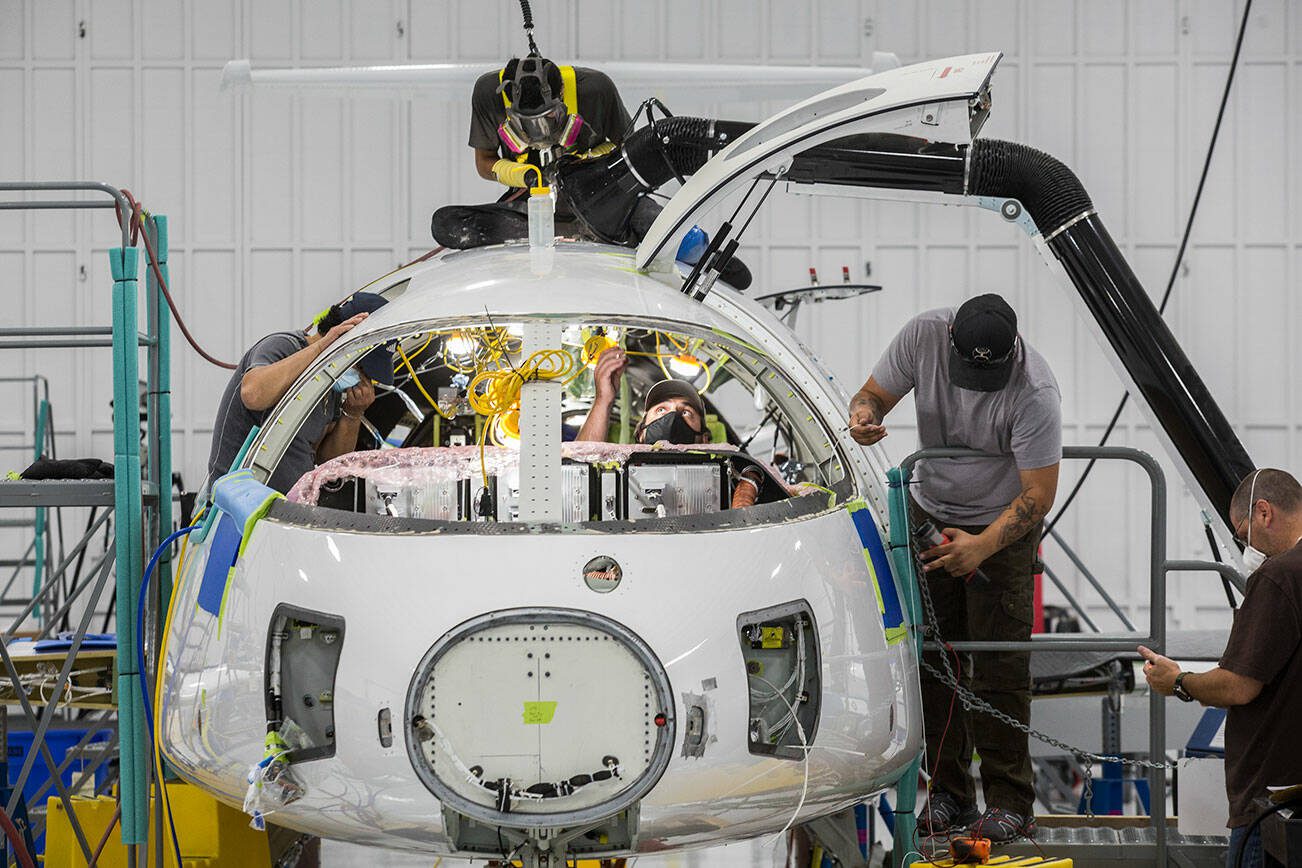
[559,65,578,114]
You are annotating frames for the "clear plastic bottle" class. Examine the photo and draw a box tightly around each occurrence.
[528,184,555,249]
[528,184,555,275]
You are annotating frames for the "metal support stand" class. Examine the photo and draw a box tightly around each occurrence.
[0,182,173,866]
[885,467,925,868]
[893,446,1233,866]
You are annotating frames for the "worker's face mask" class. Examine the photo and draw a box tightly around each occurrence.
[499,109,584,153]
[1243,513,1267,573]
[638,411,698,446]
[1241,470,1268,573]
[332,367,361,394]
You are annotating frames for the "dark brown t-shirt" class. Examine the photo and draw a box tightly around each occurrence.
[1219,539,1302,827]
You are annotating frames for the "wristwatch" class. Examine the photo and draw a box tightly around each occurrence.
[1173,672,1194,703]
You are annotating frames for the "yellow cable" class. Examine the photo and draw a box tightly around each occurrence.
[393,332,434,374]
[467,349,575,417]
[655,332,673,381]
[469,349,577,487]
[397,344,456,421]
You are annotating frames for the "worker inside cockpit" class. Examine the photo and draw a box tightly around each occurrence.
[575,348,707,446]
[575,348,769,510]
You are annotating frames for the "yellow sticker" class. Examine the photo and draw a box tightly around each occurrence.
[760,626,784,649]
[522,701,558,725]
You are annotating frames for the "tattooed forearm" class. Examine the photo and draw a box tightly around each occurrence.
[997,489,1047,547]
[851,391,886,421]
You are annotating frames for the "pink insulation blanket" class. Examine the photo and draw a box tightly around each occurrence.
[287,442,740,505]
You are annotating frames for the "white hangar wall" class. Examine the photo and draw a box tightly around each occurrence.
[0,0,1298,632]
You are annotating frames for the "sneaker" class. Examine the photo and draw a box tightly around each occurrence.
[968,806,1037,843]
[922,789,980,834]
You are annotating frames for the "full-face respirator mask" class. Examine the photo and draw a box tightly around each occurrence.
[497,56,584,153]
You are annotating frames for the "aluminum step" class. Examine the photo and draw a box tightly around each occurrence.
[997,824,1227,867]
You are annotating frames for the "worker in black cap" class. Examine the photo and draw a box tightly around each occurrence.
[431,54,644,250]
[206,291,394,493]
[849,294,1062,843]
[575,348,708,445]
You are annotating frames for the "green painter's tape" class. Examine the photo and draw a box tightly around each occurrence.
[522,701,558,725]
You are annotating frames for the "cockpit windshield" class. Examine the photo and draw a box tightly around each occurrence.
[248,316,856,529]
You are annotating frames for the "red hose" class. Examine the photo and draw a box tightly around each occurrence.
[87,803,122,868]
[117,189,238,370]
[0,806,36,868]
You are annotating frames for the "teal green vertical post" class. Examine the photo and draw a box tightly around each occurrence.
[150,216,175,600]
[887,466,923,868]
[31,398,49,624]
[111,246,148,846]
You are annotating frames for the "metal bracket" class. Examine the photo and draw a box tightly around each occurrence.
[973,195,1039,237]
[518,322,563,522]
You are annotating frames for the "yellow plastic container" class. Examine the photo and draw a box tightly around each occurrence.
[45,785,270,867]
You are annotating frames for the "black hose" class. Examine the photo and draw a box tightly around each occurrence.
[622,117,754,187]
[1234,795,1301,868]
[967,139,1093,234]
[1038,0,1255,538]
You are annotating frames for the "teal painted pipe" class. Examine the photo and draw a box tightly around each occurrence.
[151,216,175,601]
[32,399,49,625]
[886,466,923,868]
[111,246,149,846]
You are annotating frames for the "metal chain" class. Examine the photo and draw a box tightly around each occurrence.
[1081,755,1095,818]
[914,558,1176,772]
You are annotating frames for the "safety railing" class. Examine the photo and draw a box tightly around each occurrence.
[889,445,1244,867]
[0,181,172,867]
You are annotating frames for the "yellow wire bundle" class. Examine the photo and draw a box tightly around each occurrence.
[467,348,579,486]
[468,348,578,417]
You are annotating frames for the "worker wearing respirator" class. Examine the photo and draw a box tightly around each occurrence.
[431,54,635,250]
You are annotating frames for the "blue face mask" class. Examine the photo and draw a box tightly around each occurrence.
[332,368,361,394]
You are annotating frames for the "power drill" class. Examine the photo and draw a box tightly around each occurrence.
[911,519,991,586]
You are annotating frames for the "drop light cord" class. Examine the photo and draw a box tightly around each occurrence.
[136,525,197,867]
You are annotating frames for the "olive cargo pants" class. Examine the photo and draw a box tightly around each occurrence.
[912,498,1039,816]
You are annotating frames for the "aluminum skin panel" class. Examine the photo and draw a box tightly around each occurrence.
[159,505,920,855]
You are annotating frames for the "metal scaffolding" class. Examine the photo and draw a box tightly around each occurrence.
[0,181,172,867]
[886,445,1239,868]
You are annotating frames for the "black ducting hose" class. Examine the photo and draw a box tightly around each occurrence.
[557,116,753,245]
[967,139,1095,235]
[621,117,755,188]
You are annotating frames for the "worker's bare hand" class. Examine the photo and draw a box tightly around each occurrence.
[592,348,628,403]
[849,420,887,445]
[323,312,369,348]
[921,528,993,577]
[1137,645,1178,696]
[342,376,376,417]
[848,402,886,445]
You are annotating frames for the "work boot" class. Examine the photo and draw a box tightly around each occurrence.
[922,788,980,834]
[968,806,1037,843]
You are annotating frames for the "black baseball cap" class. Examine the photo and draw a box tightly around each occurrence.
[948,294,1019,392]
[335,292,395,386]
[643,379,706,423]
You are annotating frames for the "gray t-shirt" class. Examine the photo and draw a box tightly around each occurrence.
[872,308,1062,525]
[206,331,337,493]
